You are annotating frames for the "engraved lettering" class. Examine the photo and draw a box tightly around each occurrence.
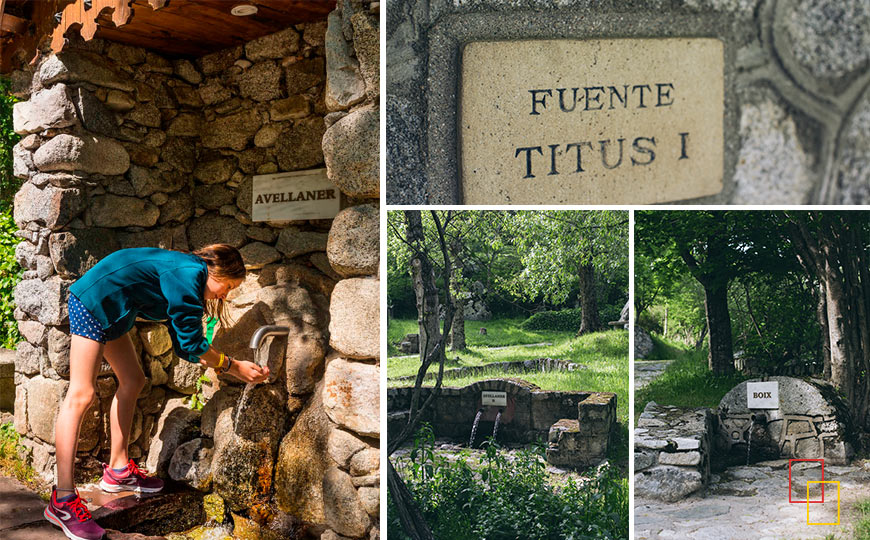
[515,146,543,178]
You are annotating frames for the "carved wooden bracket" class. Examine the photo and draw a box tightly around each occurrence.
[49,0,167,53]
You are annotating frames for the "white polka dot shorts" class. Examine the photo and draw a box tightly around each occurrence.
[69,294,107,344]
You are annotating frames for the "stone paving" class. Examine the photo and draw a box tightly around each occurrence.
[636,459,870,539]
[634,360,674,390]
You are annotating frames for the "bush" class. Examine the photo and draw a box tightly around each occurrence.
[0,202,20,349]
[389,424,628,540]
[520,308,583,332]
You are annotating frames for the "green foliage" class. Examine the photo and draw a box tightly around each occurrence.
[0,201,21,349]
[634,347,750,420]
[520,308,584,332]
[186,374,211,410]
[1,76,22,202]
[853,498,870,540]
[643,334,692,361]
[0,421,37,487]
[389,425,628,540]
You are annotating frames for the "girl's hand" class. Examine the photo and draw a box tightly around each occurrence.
[231,359,270,384]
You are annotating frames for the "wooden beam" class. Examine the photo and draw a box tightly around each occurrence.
[1,12,29,34]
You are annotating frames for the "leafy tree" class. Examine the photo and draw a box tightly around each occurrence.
[0,77,22,349]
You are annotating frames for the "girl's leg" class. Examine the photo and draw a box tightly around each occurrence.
[102,333,146,469]
[55,335,104,492]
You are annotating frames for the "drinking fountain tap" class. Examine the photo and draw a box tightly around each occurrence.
[249,325,290,350]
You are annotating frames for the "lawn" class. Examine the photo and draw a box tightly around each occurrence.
[388,317,569,355]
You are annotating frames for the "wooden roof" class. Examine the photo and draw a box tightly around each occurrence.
[1,0,336,73]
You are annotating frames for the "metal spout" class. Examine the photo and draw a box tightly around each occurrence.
[249,325,290,349]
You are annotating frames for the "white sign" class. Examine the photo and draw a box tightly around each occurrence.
[481,391,507,407]
[747,382,779,409]
[252,168,341,222]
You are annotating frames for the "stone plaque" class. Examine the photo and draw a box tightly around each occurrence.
[460,38,724,204]
[747,382,779,409]
[252,168,340,222]
[482,391,507,407]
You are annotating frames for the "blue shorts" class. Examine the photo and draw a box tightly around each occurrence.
[69,294,107,344]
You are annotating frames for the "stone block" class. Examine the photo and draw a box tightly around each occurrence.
[635,465,704,502]
[324,11,365,111]
[12,84,77,135]
[328,278,379,359]
[33,134,130,176]
[25,376,68,444]
[323,357,379,438]
[326,203,379,278]
[322,106,378,198]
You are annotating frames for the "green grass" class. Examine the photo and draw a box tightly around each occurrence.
[0,422,40,492]
[387,318,569,356]
[634,347,750,421]
[644,333,692,360]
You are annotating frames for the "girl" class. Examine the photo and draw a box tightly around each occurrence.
[44,244,270,540]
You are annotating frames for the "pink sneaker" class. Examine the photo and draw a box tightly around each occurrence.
[44,486,105,540]
[99,459,164,493]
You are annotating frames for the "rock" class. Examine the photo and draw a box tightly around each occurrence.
[49,229,119,280]
[124,103,162,128]
[275,390,330,523]
[237,61,284,102]
[161,137,197,172]
[349,448,379,476]
[90,195,160,228]
[245,28,301,61]
[635,326,654,360]
[833,85,870,203]
[39,51,135,92]
[235,147,267,174]
[285,57,325,94]
[310,252,342,281]
[275,118,326,171]
[232,513,285,540]
[139,324,172,357]
[198,45,243,76]
[159,192,195,224]
[635,465,704,502]
[14,277,69,325]
[71,86,120,139]
[199,82,233,106]
[658,451,702,466]
[171,84,204,108]
[13,183,83,230]
[276,227,328,258]
[201,110,261,151]
[173,59,203,85]
[322,106,379,198]
[239,242,281,269]
[47,326,72,377]
[18,321,47,346]
[358,486,379,518]
[25,376,69,444]
[269,96,310,121]
[33,134,130,176]
[193,158,237,185]
[732,95,814,204]
[106,42,146,65]
[783,0,870,81]
[327,428,367,469]
[188,214,247,250]
[254,123,284,147]
[324,11,365,111]
[351,12,379,100]
[323,467,371,537]
[16,340,47,375]
[12,84,77,135]
[283,321,327,396]
[323,358,379,438]
[105,90,136,112]
[166,113,202,137]
[146,397,201,476]
[303,21,327,47]
[126,144,160,167]
[211,384,288,512]
[329,278,379,359]
[326,204,379,277]
[12,143,34,179]
[166,356,204,394]
[386,97,426,204]
[194,185,235,210]
[169,437,214,491]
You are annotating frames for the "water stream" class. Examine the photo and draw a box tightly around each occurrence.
[469,409,483,447]
[492,410,502,441]
[233,345,268,430]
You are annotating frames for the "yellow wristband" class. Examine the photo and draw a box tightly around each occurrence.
[217,353,225,369]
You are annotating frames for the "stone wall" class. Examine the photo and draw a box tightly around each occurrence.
[634,403,713,502]
[9,1,380,538]
[386,0,870,204]
[388,378,616,455]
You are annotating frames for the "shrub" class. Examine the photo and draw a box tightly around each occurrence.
[389,424,629,540]
[520,308,583,332]
[0,202,20,348]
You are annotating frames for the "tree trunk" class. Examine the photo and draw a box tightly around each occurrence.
[694,323,708,351]
[449,296,466,351]
[822,247,853,405]
[704,283,734,375]
[577,263,601,335]
[407,214,444,369]
[388,460,434,540]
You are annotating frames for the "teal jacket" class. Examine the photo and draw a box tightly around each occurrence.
[68,248,210,362]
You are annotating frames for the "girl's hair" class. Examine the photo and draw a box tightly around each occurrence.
[193,244,246,329]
